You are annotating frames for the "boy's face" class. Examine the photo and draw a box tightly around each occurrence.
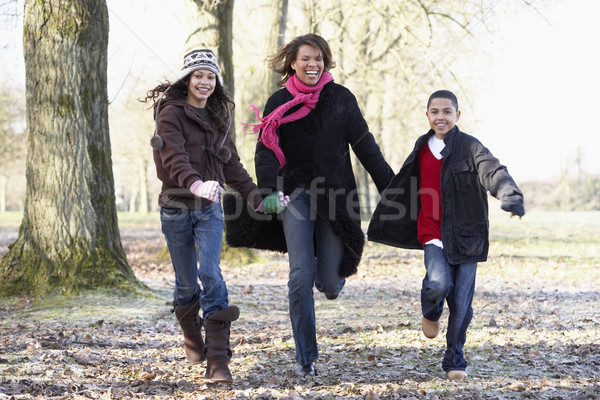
[426,97,461,139]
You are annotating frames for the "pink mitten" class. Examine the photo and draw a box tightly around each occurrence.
[255,200,264,212]
[190,180,223,203]
[279,192,290,208]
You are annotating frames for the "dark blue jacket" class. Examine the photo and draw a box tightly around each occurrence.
[367,126,524,264]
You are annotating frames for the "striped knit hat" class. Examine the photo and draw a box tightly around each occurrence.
[175,49,222,84]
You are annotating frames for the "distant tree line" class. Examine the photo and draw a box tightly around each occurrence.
[521,173,600,211]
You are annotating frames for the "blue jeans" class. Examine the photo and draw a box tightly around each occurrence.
[160,204,227,318]
[422,244,477,372]
[282,188,346,366]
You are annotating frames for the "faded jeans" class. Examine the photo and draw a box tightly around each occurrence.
[283,188,346,366]
[422,244,477,372]
[160,203,228,318]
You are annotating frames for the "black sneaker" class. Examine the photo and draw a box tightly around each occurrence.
[296,362,316,376]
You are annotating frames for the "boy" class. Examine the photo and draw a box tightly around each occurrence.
[367,90,524,379]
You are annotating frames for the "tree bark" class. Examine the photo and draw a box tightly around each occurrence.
[0,0,142,297]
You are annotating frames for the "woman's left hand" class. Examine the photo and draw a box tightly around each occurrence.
[258,191,289,213]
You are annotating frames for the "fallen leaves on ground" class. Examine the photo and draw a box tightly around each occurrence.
[0,213,599,399]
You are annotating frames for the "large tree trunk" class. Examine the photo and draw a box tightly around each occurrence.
[0,0,142,297]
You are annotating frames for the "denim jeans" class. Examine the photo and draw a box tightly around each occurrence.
[282,188,346,366]
[422,244,477,372]
[160,203,227,318]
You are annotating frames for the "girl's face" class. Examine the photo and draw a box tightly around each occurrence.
[291,44,324,87]
[186,69,216,108]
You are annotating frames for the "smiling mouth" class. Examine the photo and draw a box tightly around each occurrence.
[305,71,319,78]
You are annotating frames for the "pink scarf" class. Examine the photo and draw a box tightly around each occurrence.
[245,72,334,168]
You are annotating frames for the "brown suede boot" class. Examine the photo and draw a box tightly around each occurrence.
[173,297,205,364]
[203,305,239,383]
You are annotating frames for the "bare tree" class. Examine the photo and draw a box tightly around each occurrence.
[184,0,236,137]
[110,79,155,214]
[0,85,25,213]
[286,0,511,214]
[271,0,289,88]
[0,0,142,296]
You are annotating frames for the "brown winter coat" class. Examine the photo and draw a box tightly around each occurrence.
[153,98,261,210]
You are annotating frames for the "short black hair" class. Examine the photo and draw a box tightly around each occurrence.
[427,90,458,111]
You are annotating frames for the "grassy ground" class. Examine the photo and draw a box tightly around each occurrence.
[0,210,599,399]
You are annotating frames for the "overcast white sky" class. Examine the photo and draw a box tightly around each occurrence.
[1,0,599,183]
[471,0,600,182]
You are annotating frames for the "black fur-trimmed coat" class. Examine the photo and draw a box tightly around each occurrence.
[252,81,394,277]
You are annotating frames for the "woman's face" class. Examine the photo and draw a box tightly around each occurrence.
[186,69,216,108]
[291,44,324,87]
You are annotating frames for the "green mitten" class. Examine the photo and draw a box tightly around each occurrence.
[262,192,282,214]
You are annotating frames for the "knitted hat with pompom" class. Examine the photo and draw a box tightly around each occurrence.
[175,49,222,85]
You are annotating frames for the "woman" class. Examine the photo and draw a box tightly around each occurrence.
[250,34,395,375]
[143,49,263,384]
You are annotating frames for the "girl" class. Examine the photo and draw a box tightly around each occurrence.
[143,49,262,383]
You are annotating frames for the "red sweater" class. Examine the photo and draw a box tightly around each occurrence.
[417,142,443,246]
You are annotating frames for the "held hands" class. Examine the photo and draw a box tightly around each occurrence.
[257,191,290,214]
[190,180,224,203]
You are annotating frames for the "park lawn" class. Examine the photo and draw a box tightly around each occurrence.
[0,210,598,399]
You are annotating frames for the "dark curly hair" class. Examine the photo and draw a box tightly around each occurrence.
[141,73,234,132]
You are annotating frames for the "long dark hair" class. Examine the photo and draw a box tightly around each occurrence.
[141,72,235,132]
[268,33,336,87]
